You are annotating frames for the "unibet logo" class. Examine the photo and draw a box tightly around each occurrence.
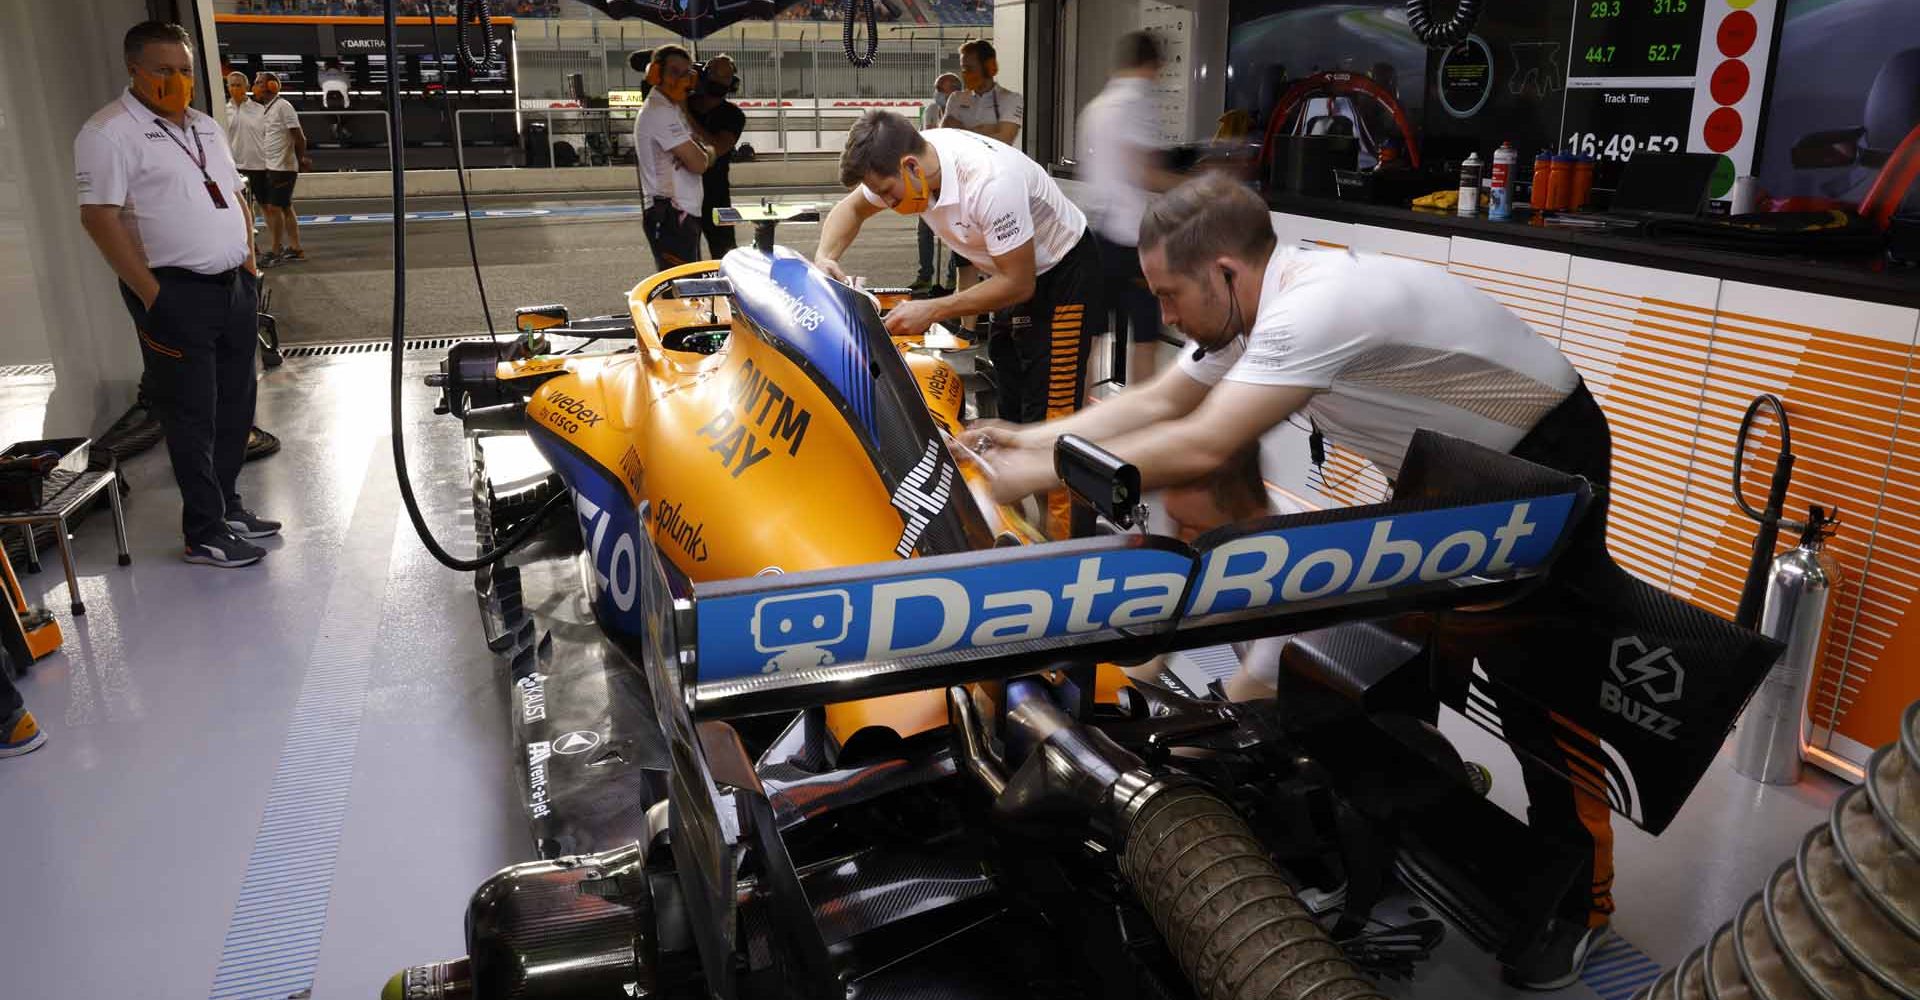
[1185,502,1543,615]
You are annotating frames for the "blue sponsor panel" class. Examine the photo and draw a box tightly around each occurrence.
[1185,495,1580,617]
[721,247,877,436]
[529,432,650,639]
[695,544,1197,682]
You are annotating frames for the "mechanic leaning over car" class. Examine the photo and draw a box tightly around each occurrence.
[632,44,710,272]
[817,109,1103,540]
[76,21,282,569]
[973,171,1618,991]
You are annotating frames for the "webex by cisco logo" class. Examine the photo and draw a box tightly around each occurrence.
[695,496,1575,681]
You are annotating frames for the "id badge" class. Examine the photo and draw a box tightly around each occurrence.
[205,180,230,210]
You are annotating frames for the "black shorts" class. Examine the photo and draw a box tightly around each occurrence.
[246,170,297,208]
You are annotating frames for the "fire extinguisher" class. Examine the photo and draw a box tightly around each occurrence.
[1727,393,1844,784]
[1733,505,1841,785]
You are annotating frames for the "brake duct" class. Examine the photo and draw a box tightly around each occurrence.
[963,677,1386,1000]
[1631,700,1920,999]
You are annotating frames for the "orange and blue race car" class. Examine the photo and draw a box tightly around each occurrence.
[396,212,1781,1000]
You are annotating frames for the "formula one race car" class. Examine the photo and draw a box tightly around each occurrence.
[394,217,1784,1000]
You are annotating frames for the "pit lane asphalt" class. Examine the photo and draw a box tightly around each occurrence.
[261,189,931,344]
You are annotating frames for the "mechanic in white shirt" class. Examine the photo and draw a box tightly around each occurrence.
[938,39,1024,312]
[973,171,1618,989]
[631,44,710,271]
[246,72,308,263]
[1078,31,1188,385]
[816,111,1102,538]
[75,21,279,568]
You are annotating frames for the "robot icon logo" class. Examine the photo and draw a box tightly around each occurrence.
[751,589,853,674]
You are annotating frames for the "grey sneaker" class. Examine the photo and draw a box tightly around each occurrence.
[183,531,266,567]
[224,507,282,539]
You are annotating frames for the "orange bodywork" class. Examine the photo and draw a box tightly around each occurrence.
[512,262,1060,747]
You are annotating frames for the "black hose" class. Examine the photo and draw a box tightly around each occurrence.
[844,0,878,68]
[425,3,501,350]
[385,0,569,572]
[1117,778,1386,1000]
[457,0,498,74]
[1404,0,1481,48]
[1732,394,1799,630]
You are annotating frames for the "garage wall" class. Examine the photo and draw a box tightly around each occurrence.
[0,0,157,431]
[1271,210,1920,772]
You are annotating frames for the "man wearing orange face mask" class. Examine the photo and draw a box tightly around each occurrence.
[631,44,710,272]
[817,110,1101,538]
[76,22,278,568]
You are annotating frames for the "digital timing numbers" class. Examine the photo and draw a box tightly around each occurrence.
[1573,0,1705,78]
[1565,131,1683,162]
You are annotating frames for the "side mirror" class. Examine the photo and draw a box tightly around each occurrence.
[1054,434,1146,530]
[514,304,570,334]
[1791,127,1866,169]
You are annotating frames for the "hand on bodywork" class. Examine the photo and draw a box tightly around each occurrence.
[884,239,1036,336]
[977,378,1314,505]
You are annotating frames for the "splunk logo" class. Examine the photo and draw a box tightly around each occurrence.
[692,495,1575,682]
[1182,497,1572,616]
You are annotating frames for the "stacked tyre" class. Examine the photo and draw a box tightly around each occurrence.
[1635,701,1920,1000]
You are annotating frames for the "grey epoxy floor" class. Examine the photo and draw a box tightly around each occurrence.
[0,352,1844,999]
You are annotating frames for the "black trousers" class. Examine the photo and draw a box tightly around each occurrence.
[644,199,702,272]
[985,232,1103,537]
[700,195,737,259]
[1,658,20,718]
[1503,380,1618,927]
[1092,233,1163,385]
[119,267,259,542]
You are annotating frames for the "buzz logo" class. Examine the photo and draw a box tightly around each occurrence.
[1600,635,1684,740]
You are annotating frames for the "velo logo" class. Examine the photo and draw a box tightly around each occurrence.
[1600,635,1685,740]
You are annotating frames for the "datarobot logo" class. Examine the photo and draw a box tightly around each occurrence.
[697,496,1575,682]
[1601,635,1685,740]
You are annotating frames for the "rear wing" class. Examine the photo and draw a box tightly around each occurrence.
[682,432,1589,718]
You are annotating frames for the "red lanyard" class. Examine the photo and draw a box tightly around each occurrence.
[154,117,229,209]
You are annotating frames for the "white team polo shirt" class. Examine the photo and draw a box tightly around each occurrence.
[226,99,268,172]
[860,128,1086,278]
[1077,76,1158,246]
[944,83,1024,136]
[1179,248,1578,479]
[257,97,303,172]
[75,89,250,275]
[633,89,704,217]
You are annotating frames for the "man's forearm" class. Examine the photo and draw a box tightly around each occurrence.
[79,210,157,303]
[1103,417,1240,491]
[1007,373,1191,446]
[932,273,1029,322]
[816,195,867,262]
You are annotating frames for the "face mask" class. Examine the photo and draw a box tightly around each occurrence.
[134,69,194,115]
[891,161,932,215]
[227,83,246,105]
[961,69,986,92]
[703,80,733,98]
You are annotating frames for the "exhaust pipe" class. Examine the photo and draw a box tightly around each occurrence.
[985,679,1387,1000]
[1634,700,1920,999]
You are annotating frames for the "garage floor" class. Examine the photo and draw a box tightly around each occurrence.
[0,353,1843,999]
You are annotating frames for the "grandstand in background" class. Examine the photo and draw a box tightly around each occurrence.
[222,0,992,26]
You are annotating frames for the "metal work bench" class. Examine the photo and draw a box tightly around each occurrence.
[0,466,130,616]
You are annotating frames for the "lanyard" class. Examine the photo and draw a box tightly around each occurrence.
[153,117,208,175]
[153,117,230,210]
